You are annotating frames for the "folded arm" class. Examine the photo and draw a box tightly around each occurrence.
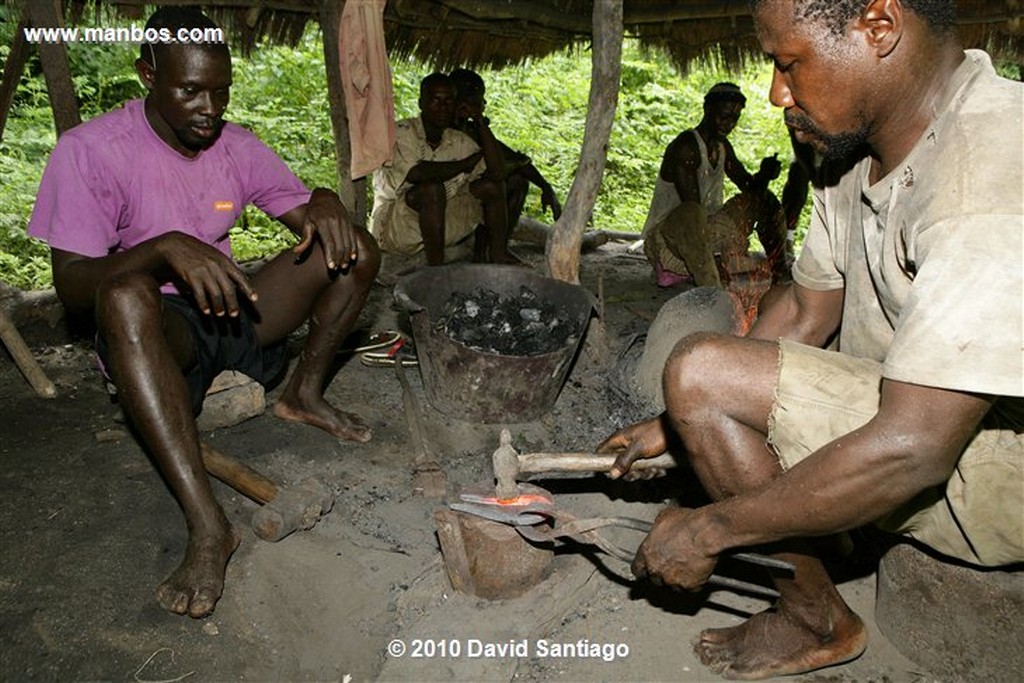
[51,234,254,318]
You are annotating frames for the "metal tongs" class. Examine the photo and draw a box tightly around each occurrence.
[451,482,794,599]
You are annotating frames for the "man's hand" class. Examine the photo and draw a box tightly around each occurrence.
[756,154,783,184]
[596,414,669,479]
[293,188,359,271]
[156,232,256,316]
[541,184,562,220]
[631,506,719,590]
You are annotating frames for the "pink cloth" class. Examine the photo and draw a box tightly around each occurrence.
[28,99,310,293]
[339,0,396,179]
[654,261,695,288]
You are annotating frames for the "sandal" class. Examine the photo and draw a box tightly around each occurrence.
[359,337,419,367]
[340,330,404,355]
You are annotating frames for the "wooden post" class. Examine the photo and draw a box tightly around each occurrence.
[0,13,32,143]
[545,0,622,283]
[320,0,366,224]
[27,0,81,136]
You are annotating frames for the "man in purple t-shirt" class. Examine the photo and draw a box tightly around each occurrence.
[27,7,380,619]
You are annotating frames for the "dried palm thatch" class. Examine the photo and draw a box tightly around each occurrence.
[28,0,1024,69]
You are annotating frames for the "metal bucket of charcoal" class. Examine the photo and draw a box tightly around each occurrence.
[393,264,593,422]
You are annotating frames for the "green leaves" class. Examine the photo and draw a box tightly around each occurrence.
[1,21,810,290]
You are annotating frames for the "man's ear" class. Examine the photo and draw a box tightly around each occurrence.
[860,0,903,58]
[135,57,155,91]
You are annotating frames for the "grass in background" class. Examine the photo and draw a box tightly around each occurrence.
[1,14,797,290]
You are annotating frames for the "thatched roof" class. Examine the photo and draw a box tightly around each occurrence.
[52,1,1024,71]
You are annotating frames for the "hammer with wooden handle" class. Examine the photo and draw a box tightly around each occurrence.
[492,428,676,499]
[200,442,334,542]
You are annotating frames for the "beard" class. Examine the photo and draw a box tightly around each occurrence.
[785,112,869,162]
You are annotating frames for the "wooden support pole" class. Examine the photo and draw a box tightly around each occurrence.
[545,0,622,284]
[319,0,367,224]
[27,0,81,136]
[0,14,32,144]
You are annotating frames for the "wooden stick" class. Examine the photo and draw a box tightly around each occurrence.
[516,451,676,476]
[0,308,57,398]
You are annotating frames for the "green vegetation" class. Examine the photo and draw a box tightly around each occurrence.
[1,12,796,290]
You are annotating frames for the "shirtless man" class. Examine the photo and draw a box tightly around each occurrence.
[600,0,1023,678]
[27,7,379,617]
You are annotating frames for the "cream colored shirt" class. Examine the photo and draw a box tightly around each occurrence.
[794,51,1023,404]
[370,116,485,252]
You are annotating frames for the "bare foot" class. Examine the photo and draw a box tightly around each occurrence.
[156,525,240,619]
[274,396,372,442]
[694,607,868,680]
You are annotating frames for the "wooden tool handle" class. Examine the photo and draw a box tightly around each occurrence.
[517,452,677,475]
[200,442,279,504]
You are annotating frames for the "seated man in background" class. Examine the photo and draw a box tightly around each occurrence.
[370,72,511,266]
[27,7,379,618]
[641,83,788,288]
[449,67,562,231]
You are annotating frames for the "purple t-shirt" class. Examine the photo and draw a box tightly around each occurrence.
[28,98,310,292]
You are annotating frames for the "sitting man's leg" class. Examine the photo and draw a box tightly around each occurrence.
[469,175,512,263]
[257,229,380,440]
[404,181,448,266]
[505,170,531,234]
[663,333,868,679]
[650,201,722,287]
[95,272,239,619]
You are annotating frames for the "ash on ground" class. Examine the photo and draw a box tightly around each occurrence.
[435,286,576,356]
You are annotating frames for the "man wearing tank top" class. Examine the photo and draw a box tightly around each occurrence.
[641,83,788,288]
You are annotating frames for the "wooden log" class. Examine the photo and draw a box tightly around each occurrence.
[0,308,57,398]
[546,0,622,283]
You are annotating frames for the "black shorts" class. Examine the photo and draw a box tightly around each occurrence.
[96,294,287,416]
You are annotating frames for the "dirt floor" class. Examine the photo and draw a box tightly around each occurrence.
[1,241,943,682]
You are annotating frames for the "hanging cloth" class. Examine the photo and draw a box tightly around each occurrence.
[339,0,396,179]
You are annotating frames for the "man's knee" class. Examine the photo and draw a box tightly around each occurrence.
[351,230,382,284]
[95,272,161,328]
[406,182,446,214]
[470,176,505,203]
[662,332,733,410]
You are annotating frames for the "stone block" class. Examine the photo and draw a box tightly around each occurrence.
[196,371,265,431]
[875,541,1024,683]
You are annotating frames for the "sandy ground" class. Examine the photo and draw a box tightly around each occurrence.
[0,242,942,682]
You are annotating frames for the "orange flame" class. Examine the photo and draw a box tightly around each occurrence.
[482,493,553,506]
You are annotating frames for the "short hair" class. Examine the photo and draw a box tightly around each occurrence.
[139,6,226,65]
[449,68,485,102]
[419,72,453,97]
[704,82,746,107]
[748,0,956,36]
